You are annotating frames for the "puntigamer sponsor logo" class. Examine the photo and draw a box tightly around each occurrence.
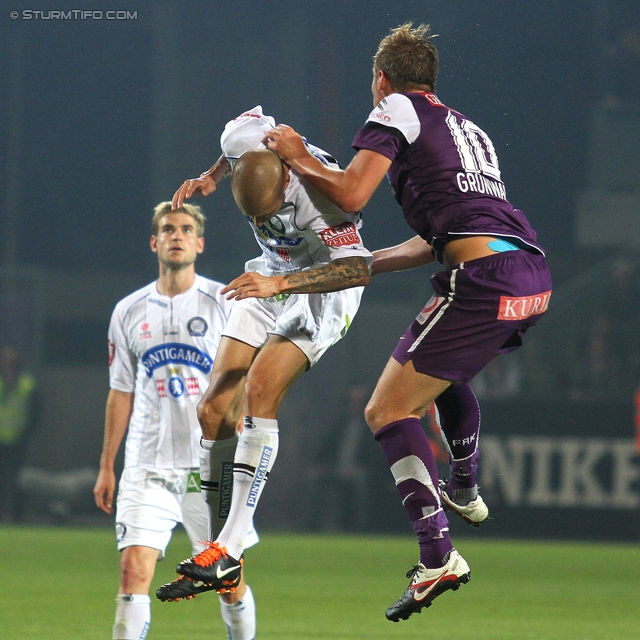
[246,447,273,507]
[218,462,234,518]
[141,343,213,377]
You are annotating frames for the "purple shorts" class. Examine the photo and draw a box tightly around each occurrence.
[392,251,552,383]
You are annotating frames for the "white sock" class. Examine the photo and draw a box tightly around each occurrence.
[113,594,150,640]
[200,436,238,539]
[220,586,257,640]
[218,416,278,558]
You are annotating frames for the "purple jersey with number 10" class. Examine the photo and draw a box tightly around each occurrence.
[352,92,544,263]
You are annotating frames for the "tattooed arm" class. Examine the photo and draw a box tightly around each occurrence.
[221,257,370,300]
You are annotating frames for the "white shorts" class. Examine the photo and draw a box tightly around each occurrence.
[115,467,258,557]
[222,287,364,367]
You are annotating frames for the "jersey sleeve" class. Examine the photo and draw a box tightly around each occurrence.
[306,208,373,266]
[197,277,235,329]
[213,286,234,325]
[220,105,276,162]
[305,142,340,168]
[287,174,373,266]
[352,93,421,161]
[108,304,137,393]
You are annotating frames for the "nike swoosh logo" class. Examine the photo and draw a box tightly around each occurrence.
[413,572,448,602]
[216,565,238,579]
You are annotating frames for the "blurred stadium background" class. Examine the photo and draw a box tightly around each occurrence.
[1,0,640,552]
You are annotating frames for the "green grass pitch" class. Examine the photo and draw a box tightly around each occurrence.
[1,526,638,639]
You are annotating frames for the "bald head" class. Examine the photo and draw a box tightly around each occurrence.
[231,149,287,219]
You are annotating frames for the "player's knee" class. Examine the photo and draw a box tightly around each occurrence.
[365,393,413,432]
[364,398,385,433]
[196,396,211,423]
[197,396,223,427]
[244,375,263,400]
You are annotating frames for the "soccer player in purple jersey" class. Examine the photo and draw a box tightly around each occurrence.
[265,23,552,621]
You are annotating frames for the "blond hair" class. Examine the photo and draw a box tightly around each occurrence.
[374,23,439,93]
[151,201,206,237]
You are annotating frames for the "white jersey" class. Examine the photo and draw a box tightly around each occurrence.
[220,106,373,275]
[108,275,232,469]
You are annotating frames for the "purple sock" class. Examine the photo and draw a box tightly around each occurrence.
[435,383,480,492]
[374,418,452,567]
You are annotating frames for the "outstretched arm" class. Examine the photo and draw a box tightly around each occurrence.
[371,236,435,275]
[172,154,232,210]
[93,389,134,514]
[264,125,391,213]
[222,257,371,300]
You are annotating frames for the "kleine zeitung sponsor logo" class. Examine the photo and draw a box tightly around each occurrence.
[318,222,359,247]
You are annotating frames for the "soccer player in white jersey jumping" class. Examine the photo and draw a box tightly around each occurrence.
[157,107,372,597]
[93,202,257,640]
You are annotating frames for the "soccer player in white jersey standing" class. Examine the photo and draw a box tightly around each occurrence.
[156,107,372,598]
[93,201,257,640]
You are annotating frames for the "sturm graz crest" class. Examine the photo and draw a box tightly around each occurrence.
[167,374,186,399]
[116,522,127,542]
[187,316,208,336]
